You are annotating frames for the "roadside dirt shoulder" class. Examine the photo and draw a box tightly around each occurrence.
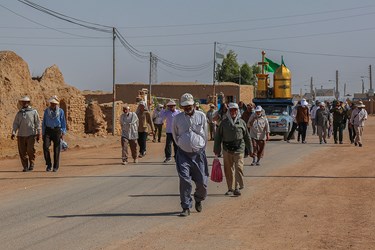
[111,116,375,250]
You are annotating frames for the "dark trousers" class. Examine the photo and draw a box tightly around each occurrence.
[348,125,356,143]
[154,124,163,142]
[333,124,344,143]
[287,122,298,140]
[137,132,148,155]
[298,122,308,142]
[43,128,61,170]
[165,133,177,159]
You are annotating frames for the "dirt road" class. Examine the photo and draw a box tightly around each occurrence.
[1,117,374,249]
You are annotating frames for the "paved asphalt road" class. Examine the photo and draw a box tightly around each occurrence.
[0,136,324,250]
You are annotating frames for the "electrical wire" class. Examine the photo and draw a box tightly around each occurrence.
[0,3,104,38]
[116,5,374,29]
[123,11,375,39]
[219,43,375,59]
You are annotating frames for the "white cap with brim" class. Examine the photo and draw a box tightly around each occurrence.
[167,100,176,106]
[255,106,262,112]
[180,93,194,106]
[49,97,59,104]
[228,102,239,109]
[138,101,146,106]
[19,96,31,102]
[158,104,164,108]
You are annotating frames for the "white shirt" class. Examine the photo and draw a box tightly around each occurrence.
[172,110,208,153]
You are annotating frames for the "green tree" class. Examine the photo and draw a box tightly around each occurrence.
[216,50,261,85]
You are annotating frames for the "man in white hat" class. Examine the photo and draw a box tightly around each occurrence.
[11,96,41,172]
[152,103,164,143]
[350,101,368,147]
[315,102,331,144]
[120,104,139,165]
[247,106,270,166]
[160,99,181,163]
[296,100,310,143]
[214,102,251,196]
[42,96,67,172]
[206,104,217,141]
[172,93,208,217]
[136,101,154,158]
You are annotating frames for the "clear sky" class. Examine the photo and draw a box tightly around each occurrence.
[1,0,374,96]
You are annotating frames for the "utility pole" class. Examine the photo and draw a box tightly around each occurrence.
[369,64,374,97]
[362,79,365,94]
[149,52,152,108]
[310,76,314,100]
[335,70,339,100]
[112,27,116,136]
[344,83,346,96]
[213,42,217,106]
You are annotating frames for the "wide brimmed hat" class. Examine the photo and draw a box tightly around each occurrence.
[138,101,146,106]
[228,102,239,109]
[357,101,365,108]
[180,93,194,106]
[19,96,31,102]
[48,97,59,104]
[167,100,176,106]
[255,106,263,112]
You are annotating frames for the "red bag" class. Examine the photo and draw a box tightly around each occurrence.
[211,158,223,183]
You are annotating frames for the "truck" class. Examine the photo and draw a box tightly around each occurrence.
[252,98,294,140]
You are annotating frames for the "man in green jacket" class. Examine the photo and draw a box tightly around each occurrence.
[214,102,251,196]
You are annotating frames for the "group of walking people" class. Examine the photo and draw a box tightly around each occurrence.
[287,99,368,147]
[12,96,66,172]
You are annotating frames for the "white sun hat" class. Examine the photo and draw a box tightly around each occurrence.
[19,96,31,102]
[180,93,194,106]
[48,97,59,104]
[228,102,239,109]
[255,106,263,112]
[167,100,176,106]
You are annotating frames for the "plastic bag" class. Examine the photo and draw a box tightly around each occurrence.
[210,158,223,183]
[60,139,68,152]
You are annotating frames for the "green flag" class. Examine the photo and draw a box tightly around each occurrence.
[265,57,280,73]
[216,52,224,59]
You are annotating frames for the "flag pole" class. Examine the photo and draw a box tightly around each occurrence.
[213,41,217,106]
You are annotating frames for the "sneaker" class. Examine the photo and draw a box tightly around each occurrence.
[225,190,234,196]
[133,159,138,163]
[122,161,128,165]
[138,154,143,158]
[302,141,307,144]
[28,165,34,171]
[52,168,58,172]
[46,166,52,172]
[195,201,202,212]
[179,208,190,217]
[22,168,28,172]
[163,158,172,163]
[256,161,261,166]
[339,141,343,144]
[233,189,241,196]
[354,142,358,146]
[250,162,256,166]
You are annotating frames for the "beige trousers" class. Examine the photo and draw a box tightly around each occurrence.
[17,135,36,169]
[354,126,364,145]
[223,150,244,191]
[121,137,137,161]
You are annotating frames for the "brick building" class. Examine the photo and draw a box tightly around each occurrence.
[114,82,254,105]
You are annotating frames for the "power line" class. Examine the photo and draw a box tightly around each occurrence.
[123,12,375,38]
[115,5,375,29]
[0,3,103,38]
[17,0,112,33]
[219,43,375,59]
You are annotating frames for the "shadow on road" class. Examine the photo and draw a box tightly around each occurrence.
[48,211,180,218]
[245,175,375,179]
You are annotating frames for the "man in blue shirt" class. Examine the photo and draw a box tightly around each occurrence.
[160,100,180,163]
[42,96,67,172]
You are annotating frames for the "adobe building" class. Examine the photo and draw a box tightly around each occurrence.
[114,81,254,105]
